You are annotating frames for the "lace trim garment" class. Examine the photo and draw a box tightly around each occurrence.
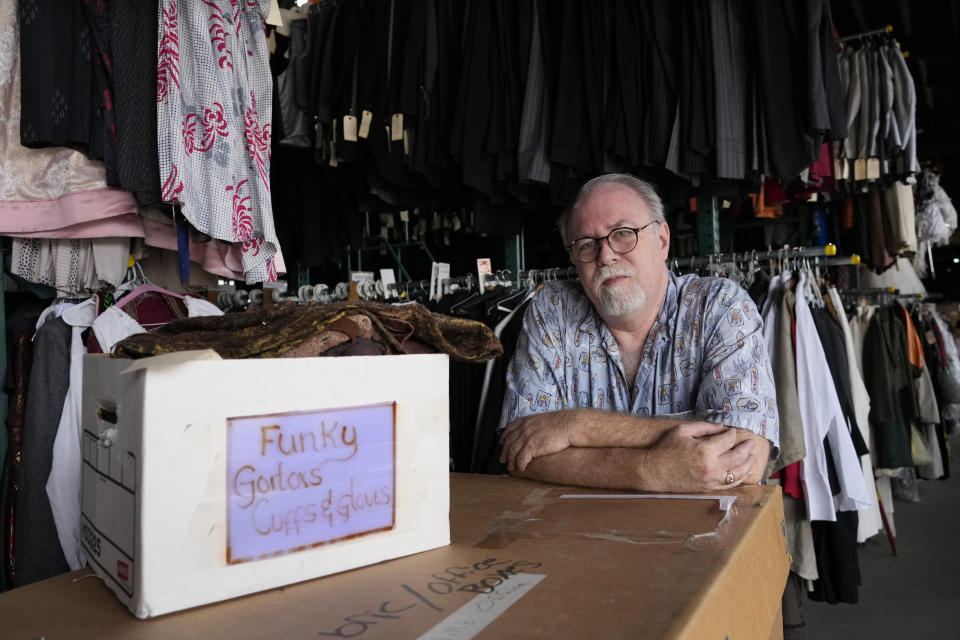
[0,0,137,232]
[156,0,282,283]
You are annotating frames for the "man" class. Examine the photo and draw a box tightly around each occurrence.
[498,174,779,492]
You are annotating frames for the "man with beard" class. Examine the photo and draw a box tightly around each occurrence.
[498,174,778,492]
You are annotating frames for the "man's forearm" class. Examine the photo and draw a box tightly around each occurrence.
[563,410,687,448]
[514,446,645,491]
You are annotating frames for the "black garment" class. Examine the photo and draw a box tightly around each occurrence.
[810,307,868,456]
[110,0,161,205]
[19,0,118,184]
[862,306,913,468]
[675,0,714,178]
[13,317,71,587]
[607,0,644,167]
[450,0,497,195]
[809,510,861,604]
[475,300,529,474]
[752,1,821,181]
[0,302,44,592]
[450,360,486,472]
[639,0,681,168]
[270,147,362,271]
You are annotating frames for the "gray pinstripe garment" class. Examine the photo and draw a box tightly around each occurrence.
[709,0,747,180]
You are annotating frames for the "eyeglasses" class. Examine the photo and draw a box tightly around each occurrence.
[565,221,659,263]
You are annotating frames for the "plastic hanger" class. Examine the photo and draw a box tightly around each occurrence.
[62,295,98,328]
[114,283,185,309]
[112,260,185,309]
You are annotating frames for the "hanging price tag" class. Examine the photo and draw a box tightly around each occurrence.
[477,258,493,290]
[391,113,404,142]
[358,110,373,139]
[343,115,358,142]
[853,158,867,181]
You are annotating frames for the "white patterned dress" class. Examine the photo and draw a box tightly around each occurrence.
[157,0,280,283]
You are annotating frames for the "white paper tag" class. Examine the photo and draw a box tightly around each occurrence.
[853,158,867,181]
[436,262,450,300]
[343,115,358,142]
[391,113,404,142]
[358,110,372,139]
[477,258,493,289]
[350,271,375,283]
[399,210,410,222]
[429,262,440,302]
[866,157,881,180]
[379,269,397,299]
[328,140,338,167]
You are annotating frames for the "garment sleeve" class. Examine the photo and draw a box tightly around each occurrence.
[695,279,780,448]
[497,287,570,432]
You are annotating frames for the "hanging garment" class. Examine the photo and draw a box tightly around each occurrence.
[517,2,551,185]
[2,304,44,587]
[915,361,944,480]
[810,307,869,457]
[275,11,312,148]
[774,279,805,471]
[10,237,130,295]
[0,0,137,230]
[110,0,163,206]
[12,237,129,293]
[825,287,882,543]
[863,305,914,469]
[708,0,747,181]
[882,181,918,256]
[156,0,281,283]
[17,0,118,184]
[44,325,87,571]
[808,510,861,604]
[795,271,870,520]
[13,317,72,586]
[782,492,819,582]
[793,275,835,523]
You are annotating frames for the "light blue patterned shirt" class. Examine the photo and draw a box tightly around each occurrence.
[499,272,780,448]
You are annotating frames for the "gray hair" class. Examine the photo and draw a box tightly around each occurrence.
[557,174,665,245]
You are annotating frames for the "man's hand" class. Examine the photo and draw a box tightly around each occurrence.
[637,421,757,492]
[499,412,578,473]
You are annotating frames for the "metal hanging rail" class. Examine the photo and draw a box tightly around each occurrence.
[836,24,893,44]
[672,243,860,269]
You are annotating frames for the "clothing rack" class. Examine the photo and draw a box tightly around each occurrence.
[672,244,859,269]
[218,245,864,310]
[839,287,930,301]
[836,24,893,44]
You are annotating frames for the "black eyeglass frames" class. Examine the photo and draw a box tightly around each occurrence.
[565,221,659,263]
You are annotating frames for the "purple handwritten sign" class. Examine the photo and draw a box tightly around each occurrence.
[226,403,396,564]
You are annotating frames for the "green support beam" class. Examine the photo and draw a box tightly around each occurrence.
[696,196,720,256]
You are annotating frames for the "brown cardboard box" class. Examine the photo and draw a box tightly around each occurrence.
[1,474,789,639]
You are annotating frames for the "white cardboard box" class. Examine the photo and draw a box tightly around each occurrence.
[80,351,451,618]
